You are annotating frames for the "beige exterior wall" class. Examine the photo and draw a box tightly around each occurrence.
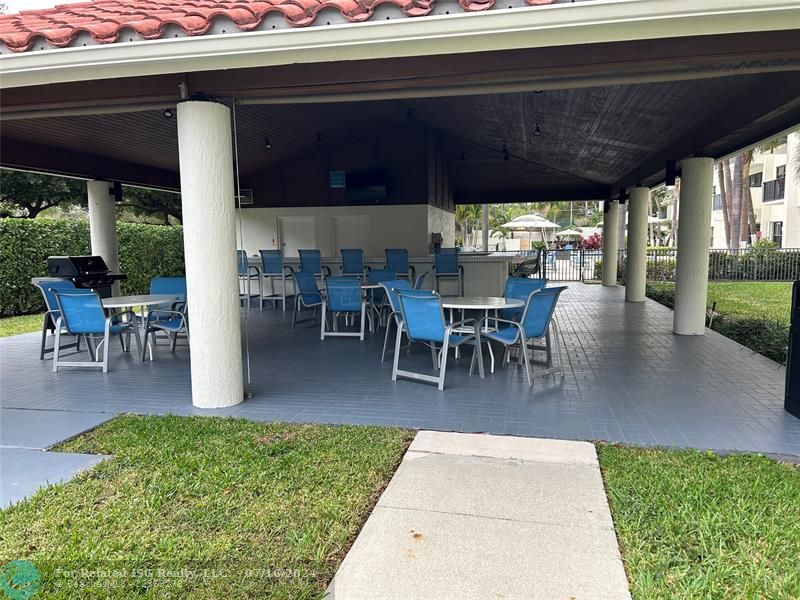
[783,132,800,248]
[239,204,432,257]
[710,145,790,248]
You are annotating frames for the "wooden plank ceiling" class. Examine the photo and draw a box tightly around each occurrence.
[2,72,798,200]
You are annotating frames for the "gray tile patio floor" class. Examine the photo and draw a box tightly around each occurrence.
[2,283,799,456]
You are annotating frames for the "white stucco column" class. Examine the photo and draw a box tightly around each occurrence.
[673,157,714,335]
[617,201,627,251]
[601,200,620,286]
[625,187,649,302]
[87,180,120,294]
[177,100,243,408]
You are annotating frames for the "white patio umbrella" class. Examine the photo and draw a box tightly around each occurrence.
[557,228,582,237]
[500,214,561,249]
[500,214,561,230]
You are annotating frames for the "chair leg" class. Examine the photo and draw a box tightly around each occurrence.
[553,320,570,378]
[52,319,62,372]
[141,319,150,362]
[320,302,327,340]
[391,322,404,381]
[102,329,110,373]
[292,297,299,328]
[282,276,287,312]
[468,338,485,378]
[438,339,450,391]
[132,324,143,361]
[520,334,532,387]
[359,304,366,341]
[86,336,96,361]
[430,344,439,371]
[40,315,49,360]
[381,318,395,362]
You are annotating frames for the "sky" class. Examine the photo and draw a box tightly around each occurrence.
[3,0,65,12]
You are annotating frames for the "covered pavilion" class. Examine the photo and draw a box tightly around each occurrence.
[1,0,799,410]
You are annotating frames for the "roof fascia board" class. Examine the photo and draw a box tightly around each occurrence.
[2,0,799,89]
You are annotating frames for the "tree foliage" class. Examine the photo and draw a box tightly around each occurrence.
[119,186,183,225]
[0,170,86,218]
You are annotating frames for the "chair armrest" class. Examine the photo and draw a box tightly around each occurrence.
[446,318,479,331]
[478,316,522,328]
[284,265,295,275]
[148,309,186,321]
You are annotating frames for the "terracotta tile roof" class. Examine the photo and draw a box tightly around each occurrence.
[0,0,556,52]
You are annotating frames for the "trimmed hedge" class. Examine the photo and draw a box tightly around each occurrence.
[0,218,184,317]
[644,283,788,364]
[593,257,677,282]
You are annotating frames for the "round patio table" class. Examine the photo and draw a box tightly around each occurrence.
[440,296,524,311]
[102,294,181,361]
[440,296,525,367]
[102,294,179,310]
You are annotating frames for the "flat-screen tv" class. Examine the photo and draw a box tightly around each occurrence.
[346,169,390,203]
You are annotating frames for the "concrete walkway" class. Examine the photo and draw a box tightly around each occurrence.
[328,431,631,600]
[0,408,110,508]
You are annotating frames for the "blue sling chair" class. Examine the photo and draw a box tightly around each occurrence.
[320,277,366,340]
[393,290,484,391]
[385,248,415,282]
[378,279,412,362]
[31,277,83,360]
[340,249,367,279]
[291,271,323,328]
[433,247,464,296]
[477,286,568,387]
[259,249,293,311]
[52,289,141,373]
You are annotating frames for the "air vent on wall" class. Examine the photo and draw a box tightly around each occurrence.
[235,189,254,206]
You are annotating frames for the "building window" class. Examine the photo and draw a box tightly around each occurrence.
[712,194,722,210]
[763,179,785,202]
[748,172,763,188]
[770,221,783,247]
[777,164,786,181]
[710,227,714,247]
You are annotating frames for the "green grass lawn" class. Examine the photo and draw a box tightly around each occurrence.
[0,415,414,598]
[599,444,800,599]
[648,281,792,322]
[2,415,799,598]
[0,313,42,337]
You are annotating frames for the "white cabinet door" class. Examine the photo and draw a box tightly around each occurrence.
[279,217,316,259]
[333,215,369,254]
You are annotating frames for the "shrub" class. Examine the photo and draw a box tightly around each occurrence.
[710,315,788,364]
[645,283,788,364]
[0,218,184,317]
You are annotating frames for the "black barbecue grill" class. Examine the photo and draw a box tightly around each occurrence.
[47,255,126,298]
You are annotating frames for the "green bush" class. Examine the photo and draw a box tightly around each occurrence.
[593,256,677,282]
[710,315,788,364]
[0,218,184,317]
[645,283,788,363]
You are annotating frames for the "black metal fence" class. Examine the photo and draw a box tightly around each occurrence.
[501,248,800,282]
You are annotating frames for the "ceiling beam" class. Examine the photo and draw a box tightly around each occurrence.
[613,73,800,192]
[0,138,180,190]
[2,31,799,116]
[454,186,610,204]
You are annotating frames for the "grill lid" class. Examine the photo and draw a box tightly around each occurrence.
[47,255,111,277]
